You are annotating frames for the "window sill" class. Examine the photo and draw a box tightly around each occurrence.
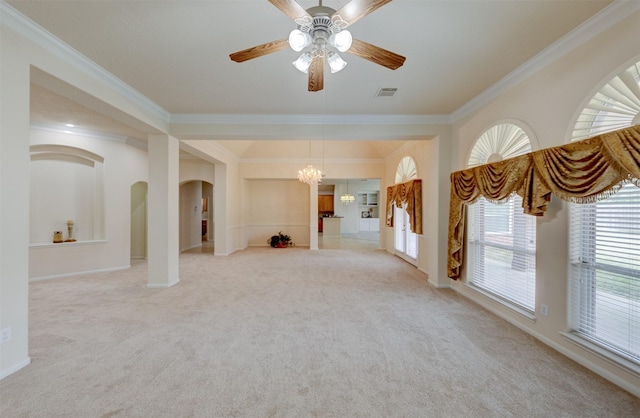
[561,332,640,377]
[29,239,107,249]
[464,282,537,322]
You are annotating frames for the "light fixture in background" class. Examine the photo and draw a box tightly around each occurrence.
[297,164,323,185]
[298,139,323,185]
[340,179,354,204]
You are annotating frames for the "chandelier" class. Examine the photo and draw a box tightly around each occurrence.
[340,179,354,204]
[298,164,323,185]
[288,5,352,75]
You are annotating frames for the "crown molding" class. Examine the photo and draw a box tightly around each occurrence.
[0,1,170,123]
[451,0,640,123]
[239,157,384,164]
[30,122,130,142]
[170,113,452,126]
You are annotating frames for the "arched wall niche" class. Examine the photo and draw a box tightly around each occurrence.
[29,144,105,244]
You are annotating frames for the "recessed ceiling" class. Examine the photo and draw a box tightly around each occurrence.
[8,0,613,116]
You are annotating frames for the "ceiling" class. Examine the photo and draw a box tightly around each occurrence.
[6,0,615,155]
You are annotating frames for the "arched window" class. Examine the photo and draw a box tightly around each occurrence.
[568,60,640,365]
[395,156,418,184]
[466,123,536,312]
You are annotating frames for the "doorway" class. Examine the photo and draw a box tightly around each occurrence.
[394,203,418,263]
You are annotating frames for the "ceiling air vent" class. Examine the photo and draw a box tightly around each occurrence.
[375,87,398,98]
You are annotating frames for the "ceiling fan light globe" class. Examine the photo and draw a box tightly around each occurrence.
[292,52,313,74]
[329,30,352,52]
[327,52,347,73]
[288,29,311,52]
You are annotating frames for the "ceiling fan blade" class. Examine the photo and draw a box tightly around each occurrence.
[332,0,392,28]
[268,0,311,21]
[348,38,405,70]
[229,39,289,63]
[308,55,325,92]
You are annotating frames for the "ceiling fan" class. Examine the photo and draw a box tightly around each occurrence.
[229,0,406,92]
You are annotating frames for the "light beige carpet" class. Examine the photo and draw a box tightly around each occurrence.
[1,247,638,417]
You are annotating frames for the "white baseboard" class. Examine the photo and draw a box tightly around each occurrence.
[180,243,202,252]
[0,357,31,380]
[451,285,640,398]
[146,278,179,289]
[29,265,130,282]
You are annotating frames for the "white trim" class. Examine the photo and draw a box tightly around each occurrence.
[0,1,169,122]
[451,0,640,122]
[30,122,130,143]
[240,157,383,165]
[180,243,202,252]
[464,282,537,322]
[146,279,180,289]
[170,113,452,126]
[453,283,640,397]
[561,332,640,377]
[428,276,450,289]
[29,265,129,282]
[0,357,31,381]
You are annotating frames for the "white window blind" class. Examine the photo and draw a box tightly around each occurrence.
[569,183,640,364]
[467,195,537,312]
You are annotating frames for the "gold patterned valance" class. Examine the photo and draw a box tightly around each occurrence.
[448,125,640,280]
[386,179,423,235]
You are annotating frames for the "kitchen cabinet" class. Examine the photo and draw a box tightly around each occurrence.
[318,195,334,212]
[359,218,380,232]
[357,192,378,206]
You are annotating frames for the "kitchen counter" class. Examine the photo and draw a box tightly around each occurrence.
[322,216,342,237]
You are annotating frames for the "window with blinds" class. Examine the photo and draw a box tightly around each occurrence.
[567,60,640,366]
[468,195,537,311]
[466,122,536,313]
[569,183,640,364]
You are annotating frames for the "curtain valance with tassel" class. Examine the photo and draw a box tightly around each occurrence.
[448,125,640,280]
[386,179,423,235]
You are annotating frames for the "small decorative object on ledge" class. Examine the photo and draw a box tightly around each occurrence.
[268,231,294,248]
[53,231,63,243]
[64,219,76,242]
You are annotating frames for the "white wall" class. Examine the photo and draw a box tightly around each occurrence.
[449,12,640,395]
[246,179,310,246]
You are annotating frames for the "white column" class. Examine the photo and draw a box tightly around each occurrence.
[0,33,31,378]
[309,184,319,250]
[213,163,227,255]
[147,134,180,288]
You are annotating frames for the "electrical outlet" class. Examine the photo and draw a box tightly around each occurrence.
[0,327,11,344]
[541,304,549,316]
